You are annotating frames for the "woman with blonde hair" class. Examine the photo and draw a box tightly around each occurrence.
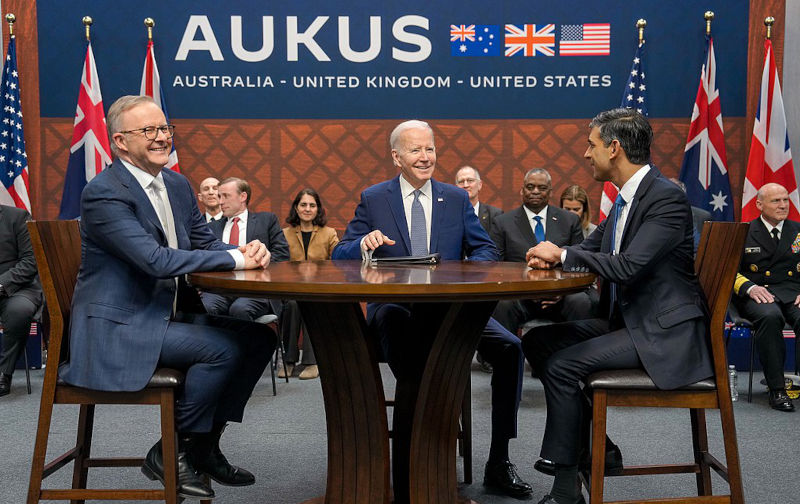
[559,185,597,239]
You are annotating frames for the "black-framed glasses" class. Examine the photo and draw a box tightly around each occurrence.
[120,124,175,140]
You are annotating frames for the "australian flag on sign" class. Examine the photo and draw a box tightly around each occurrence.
[679,36,733,221]
[451,24,501,56]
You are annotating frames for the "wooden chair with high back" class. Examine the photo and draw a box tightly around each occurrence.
[581,221,748,504]
[26,220,211,504]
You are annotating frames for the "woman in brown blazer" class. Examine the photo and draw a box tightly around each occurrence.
[280,188,339,379]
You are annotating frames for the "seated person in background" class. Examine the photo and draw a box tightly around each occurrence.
[332,120,531,499]
[732,182,797,412]
[490,168,594,335]
[201,177,290,321]
[456,165,503,232]
[197,176,222,222]
[0,204,43,397]
[280,188,340,380]
[560,185,597,239]
[60,95,276,499]
[524,108,711,504]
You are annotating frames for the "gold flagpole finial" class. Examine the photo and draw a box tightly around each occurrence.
[636,19,646,45]
[144,17,154,41]
[704,11,714,36]
[764,16,775,40]
[82,16,93,42]
[5,13,16,38]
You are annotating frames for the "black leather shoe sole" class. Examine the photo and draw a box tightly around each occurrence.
[201,469,255,487]
[534,450,623,477]
[141,460,216,499]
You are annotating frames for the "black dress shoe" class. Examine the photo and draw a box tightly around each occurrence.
[141,439,215,499]
[484,460,533,499]
[536,494,586,504]
[191,423,255,486]
[0,373,11,397]
[534,445,623,477]
[769,389,795,412]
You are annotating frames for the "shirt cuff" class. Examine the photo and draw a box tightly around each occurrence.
[227,249,245,270]
[560,249,567,264]
[745,285,755,296]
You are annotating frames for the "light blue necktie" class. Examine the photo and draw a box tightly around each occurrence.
[533,215,545,243]
[410,189,428,256]
[608,194,627,315]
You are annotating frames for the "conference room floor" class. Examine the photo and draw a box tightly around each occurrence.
[1,361,797,503]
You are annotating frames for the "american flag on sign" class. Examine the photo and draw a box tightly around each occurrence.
[141,39,180,172]
[450,24,476,42]
[504,24,555,57]
[58,41,112,220]
[0,37,30,212]
[560,23,610,56]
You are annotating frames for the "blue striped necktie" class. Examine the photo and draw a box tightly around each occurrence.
[410,189,428,256]
[608,194,627,315]
[533,215,545,242]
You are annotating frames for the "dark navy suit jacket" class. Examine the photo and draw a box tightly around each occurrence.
[490,205,583,262]
[562,167,712,389]
[60,159,237,391]
[208,211,290,262]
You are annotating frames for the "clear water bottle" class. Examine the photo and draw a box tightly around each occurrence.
[728,365,738,402]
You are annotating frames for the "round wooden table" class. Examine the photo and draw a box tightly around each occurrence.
[190,260,595,504]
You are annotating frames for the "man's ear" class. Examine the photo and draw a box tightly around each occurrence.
[112,133,127,154]
[609,139,621,158]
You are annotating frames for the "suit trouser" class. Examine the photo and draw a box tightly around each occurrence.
[493,289,598,335]
[200,292,280,321]
[733,297,800,391]
[369,302,523,440]
[281,300,315,365]
[160,313,276,433]
[522,318,641,465]
[0,294,39,375]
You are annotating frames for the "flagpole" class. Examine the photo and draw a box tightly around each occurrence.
[5,13,15,39]
[144,17,154,41]
[705,11,714,36]
[83,16,92,41]
[636,18,646,45]
[764,16,774,40]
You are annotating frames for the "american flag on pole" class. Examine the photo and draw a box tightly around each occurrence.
[0,37,30,212]
[58,41,112,220]
[559,23,611,56]
[742,38,797,221]
[678,36,733,221]
[504,24,555,57]
[141,39,180,172]
[599,41,647,221]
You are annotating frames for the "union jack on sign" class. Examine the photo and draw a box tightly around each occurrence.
[450,25,476,42]
[504,24,555,57]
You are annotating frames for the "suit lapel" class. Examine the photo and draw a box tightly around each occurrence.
[544,206,560,242]
[111,162,168,246]
[387,178,411,254]
[752,219,776,255]
[246,212,258,242]
[430,180,445,253]
[163,173,190,249]
[514,207,537,245]
[618,168,657,252]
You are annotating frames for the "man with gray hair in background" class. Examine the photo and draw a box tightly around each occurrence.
[456,165,503,233]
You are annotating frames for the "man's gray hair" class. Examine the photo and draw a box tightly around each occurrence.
[523,168,552,185]
[390,120,434,150]
[456,165,481,182]
[106,95,158,155]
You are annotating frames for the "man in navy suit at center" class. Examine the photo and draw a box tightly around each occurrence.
[332,120,531,499]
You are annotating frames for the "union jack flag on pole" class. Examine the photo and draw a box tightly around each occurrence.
[599,40,647,221]
[679,35,733,221]
[0,36,31,212]
[58,41,112,219]
[742,38,797,221]
[141,39,180,172]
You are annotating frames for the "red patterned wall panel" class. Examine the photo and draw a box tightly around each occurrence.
[37,117,746,230]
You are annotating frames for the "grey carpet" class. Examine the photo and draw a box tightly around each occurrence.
[1,362,797,503]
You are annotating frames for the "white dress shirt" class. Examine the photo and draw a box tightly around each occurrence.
[398,175,432,251]
[205,211,223,222]
[523,204,549,238]
[222,209,249,247]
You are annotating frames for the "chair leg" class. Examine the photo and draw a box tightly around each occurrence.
[461,373,473,484]
[588,389,608,504]
[160,389,179,504]
[270,350,277,396]
[689,408,712,496]
[748,332,755,403]
[719,393,745,504]
[70,404,95,504]
[23,347,31,394]
[27,379,57,504]
[279,340,290,383]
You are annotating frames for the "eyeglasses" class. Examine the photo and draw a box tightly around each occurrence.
[456,178,478,185]
[120,124,176,140]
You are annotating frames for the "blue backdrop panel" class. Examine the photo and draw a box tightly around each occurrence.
[37,0,748,119]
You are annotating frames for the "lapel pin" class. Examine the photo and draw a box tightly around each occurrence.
[437,197,444,202]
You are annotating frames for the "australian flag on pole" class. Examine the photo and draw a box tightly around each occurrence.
[679,35,733,221]
[0,37,31,212]
[58,41,112,219]
[141,39,180,171]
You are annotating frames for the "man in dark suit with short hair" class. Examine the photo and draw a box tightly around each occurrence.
[455,165,503,233]
[0,204,43,397]
[201,177,290,320]
[490,168,593,334]
[525,108,712,504]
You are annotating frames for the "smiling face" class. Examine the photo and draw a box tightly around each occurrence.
[392,127,436,189]
[296,194,319,224]
[112,102,172,176]
[198,177,220,210]
[455,167,482,204]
